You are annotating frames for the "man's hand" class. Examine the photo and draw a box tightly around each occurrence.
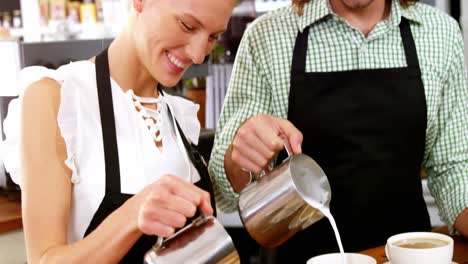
[455,208,468,237]
[224,114,303,192]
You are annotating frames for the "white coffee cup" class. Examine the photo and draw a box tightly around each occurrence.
[307,253,377,264]
[385,232,453,264]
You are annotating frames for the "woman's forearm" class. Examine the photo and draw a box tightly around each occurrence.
[36,198,144,264]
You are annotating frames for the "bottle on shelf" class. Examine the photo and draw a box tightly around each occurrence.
[49,0,67,20]
[80,0,97,24]
[38,0,50,26]
[12,10,22,29]
[2,12,12,29]
[95,0,105,22]
[67,1,81,24]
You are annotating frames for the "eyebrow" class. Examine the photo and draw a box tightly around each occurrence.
[182,12,227,35]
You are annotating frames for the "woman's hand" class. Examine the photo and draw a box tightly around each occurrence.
[137,175,213,237]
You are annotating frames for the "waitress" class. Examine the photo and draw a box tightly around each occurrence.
[209,0,468,262]
[3,0,237,263]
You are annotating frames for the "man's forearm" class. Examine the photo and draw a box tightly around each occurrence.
[224,144,251,193]
[454,208,468,237]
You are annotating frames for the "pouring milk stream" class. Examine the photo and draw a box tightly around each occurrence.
[238,139,347,264]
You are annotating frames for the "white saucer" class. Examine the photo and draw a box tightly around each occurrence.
[383,261,458,264]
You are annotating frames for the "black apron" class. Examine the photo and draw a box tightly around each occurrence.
[272,18,431,263]
[83,48,216,263]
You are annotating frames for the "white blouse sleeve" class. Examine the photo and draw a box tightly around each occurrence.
[1,65,80,185]
[1,97,21,184]
[56,71,81,184]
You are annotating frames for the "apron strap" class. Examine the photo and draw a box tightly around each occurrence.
[96,48,122,194]
[399,17,421,70]
[291,27,310,74]
[164,97,218,216]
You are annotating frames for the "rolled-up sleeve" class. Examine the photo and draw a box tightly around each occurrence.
[208,26,272,213]
[426,24,468,233]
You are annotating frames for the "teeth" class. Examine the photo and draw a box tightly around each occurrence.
[167,52,186,69]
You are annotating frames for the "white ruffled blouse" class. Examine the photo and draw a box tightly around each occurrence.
[1,61,201,243]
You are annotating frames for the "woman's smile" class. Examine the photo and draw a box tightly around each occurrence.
[164,50,189,74]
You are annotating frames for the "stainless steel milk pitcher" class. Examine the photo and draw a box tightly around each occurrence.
[144,210,239,264]
[237,143,332,247]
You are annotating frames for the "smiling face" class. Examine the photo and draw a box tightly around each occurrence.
[130,0,235,87]
[339,0,376,8]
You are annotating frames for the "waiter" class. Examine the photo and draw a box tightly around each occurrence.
[209,0,468,262]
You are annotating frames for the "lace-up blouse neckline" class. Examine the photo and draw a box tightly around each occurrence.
[127,89,165,146]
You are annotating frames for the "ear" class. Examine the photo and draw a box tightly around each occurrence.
[132,0,144,13]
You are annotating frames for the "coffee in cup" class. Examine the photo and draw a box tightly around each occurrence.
[392,237,450,249]
[385,232,453,264]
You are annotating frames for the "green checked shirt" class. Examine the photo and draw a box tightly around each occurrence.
[208,0,468,231]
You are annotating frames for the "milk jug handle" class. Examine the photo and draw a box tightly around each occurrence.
[153,207,206,250]
[282,137,293,158]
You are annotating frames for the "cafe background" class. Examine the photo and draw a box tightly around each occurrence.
[0,0,465,263]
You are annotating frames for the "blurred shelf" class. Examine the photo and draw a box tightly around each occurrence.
[19,38,113,68]
[255,0,290,14]
[19,39,209,77]
[184,63,210,79]
[9,28,23,39]
[0,195,22,234]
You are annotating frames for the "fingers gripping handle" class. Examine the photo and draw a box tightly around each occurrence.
[153,207,206,250]
[245,137,293,184]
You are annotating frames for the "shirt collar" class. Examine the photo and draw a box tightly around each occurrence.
[297,0,332,32]
[296,0,422,32]
[388,0,422,27]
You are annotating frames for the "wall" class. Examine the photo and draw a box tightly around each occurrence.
[0,1,20,13]
[421,0,449,13]
[462,0,468,66]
